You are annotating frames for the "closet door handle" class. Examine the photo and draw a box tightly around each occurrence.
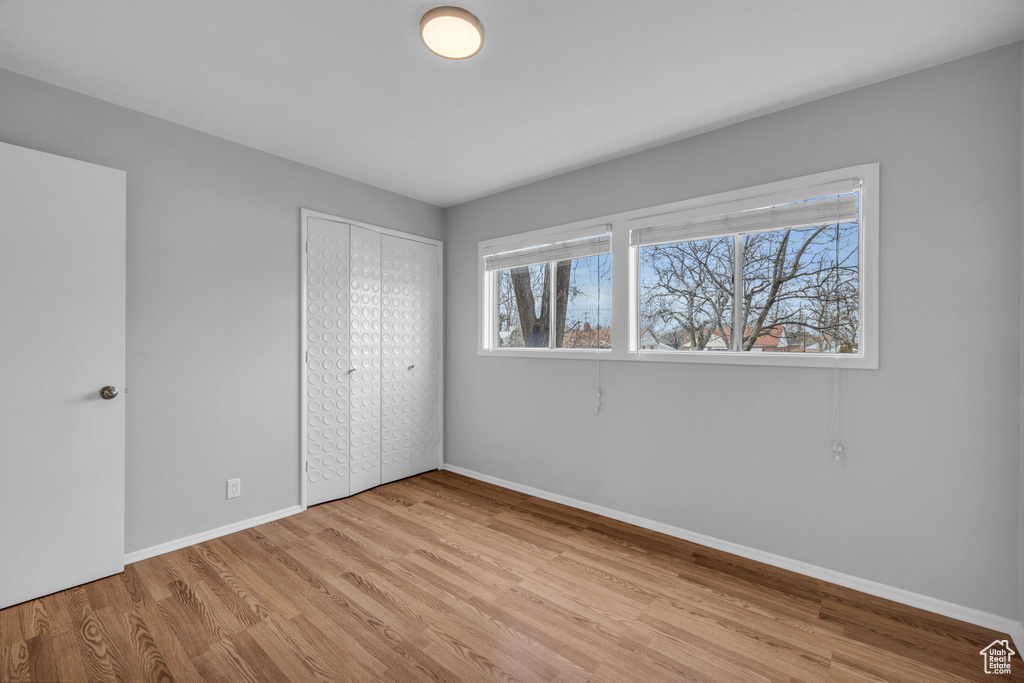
[407,364,415,371]
[346,368,356,375]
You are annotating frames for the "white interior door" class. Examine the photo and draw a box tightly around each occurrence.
[348,225,382,495]
[0,141,126,609]
[381,236,441,484]
[305,217,351,505]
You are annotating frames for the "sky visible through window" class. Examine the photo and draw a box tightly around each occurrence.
[493,193,859,353]
[496,255,612,349]
[639,195,859,353]
[563,254,611,328]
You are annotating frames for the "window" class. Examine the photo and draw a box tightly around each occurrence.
[496,263,549,348]
[639,235,734,352]
[485,230,612,350]
[636,191,860,355]
[558,253,612,349]
[479,164,878,368]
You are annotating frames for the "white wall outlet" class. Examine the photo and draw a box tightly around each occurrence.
[227,478,241,499]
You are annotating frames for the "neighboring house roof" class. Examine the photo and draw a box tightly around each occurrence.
[684,325,787,348]
[498,330,524,348]
[560,326,666,349]
[745,325,786,348]
[561,323,611,348]
[512,323,785,350]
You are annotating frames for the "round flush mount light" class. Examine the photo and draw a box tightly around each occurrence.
[420,6,484,60]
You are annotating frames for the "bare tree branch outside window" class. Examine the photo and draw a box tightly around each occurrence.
[640,204,859,354]
[496,254,611,349]
[558,254,611,349]
[495,194,858,355]
[640,236,735,351]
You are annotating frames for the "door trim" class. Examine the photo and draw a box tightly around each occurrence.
[299,208,444,510]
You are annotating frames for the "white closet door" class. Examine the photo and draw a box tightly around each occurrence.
[381,235,441,484]
[305,218,352,505]
[348,226,383,495]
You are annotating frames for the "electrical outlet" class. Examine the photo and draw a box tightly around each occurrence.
[227,478,241,499]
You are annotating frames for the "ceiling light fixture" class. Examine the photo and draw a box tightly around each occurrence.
[420,7,484,60]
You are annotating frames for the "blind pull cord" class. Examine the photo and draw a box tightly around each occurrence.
[830,200,845,464]
[831,356,844,463]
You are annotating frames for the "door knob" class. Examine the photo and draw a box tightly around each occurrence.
[346,368,356,375]
[100,386,119,400]
[407,364,415,371]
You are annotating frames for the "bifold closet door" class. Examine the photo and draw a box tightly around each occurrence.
[348,226,383,495]
[305,215,439,506]
[380,235,441,483]
[305,218,352,505]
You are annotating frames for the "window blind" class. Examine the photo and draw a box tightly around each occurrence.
[630,192,859,248]
[484,232,611,271]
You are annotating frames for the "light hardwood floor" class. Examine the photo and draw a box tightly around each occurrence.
[0,470,1019,682]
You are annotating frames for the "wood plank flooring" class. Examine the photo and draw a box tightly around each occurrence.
[1,470,1019,682]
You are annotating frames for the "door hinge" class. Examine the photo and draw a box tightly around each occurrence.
[305,241,309,254]
[305,350,309,363]
[305,460,309,472]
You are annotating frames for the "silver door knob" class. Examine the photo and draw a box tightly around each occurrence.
[407,364,415,370]
[346,368,356,375]
[100,386,119,400]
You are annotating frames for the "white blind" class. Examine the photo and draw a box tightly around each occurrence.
[630,192,859,247]
[484,232,611,271]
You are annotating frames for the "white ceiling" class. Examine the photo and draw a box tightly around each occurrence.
[1,1,1023,207]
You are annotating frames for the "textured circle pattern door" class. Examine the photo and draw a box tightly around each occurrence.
[349,226,383,495]
[305,218,352,505]
[380,235,441,484]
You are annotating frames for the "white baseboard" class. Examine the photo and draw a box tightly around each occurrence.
[442,464,1024,650]
[124,505,303,565]
[1012,622,1024,656]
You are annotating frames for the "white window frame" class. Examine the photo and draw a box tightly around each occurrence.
[478,163,879,369]
[479,220,614,357]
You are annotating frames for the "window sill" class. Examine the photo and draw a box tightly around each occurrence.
[479,348,613,361]
[478,347,877,369]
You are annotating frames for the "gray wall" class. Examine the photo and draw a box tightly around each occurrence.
[0,68,444,553]
[1020,45,1024,628]
[444,45,1023,618]
[2,44,1020,620]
